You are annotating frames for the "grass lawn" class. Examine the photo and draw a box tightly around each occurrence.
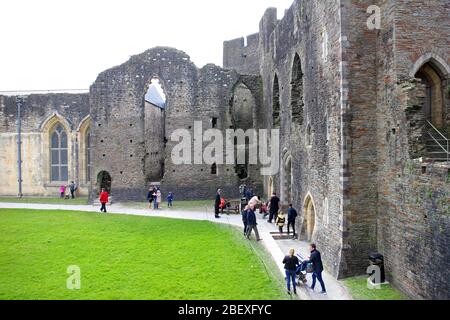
[0,197,88,205]
[118,200,216,212]
[342,276,407,300]
[0,208,286,300]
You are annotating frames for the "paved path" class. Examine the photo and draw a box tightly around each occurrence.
[0,202,352,300]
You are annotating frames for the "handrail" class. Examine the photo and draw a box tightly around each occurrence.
[426,121,449,163]
[426,120,448,142]
[427,132,449,154]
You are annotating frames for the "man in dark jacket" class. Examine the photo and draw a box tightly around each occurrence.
[69,181,77,199]
[241,205,249,235]
[245,207,261,241]
[214,189,222,219]
[305,243,326,294]
[268,192,280,223]
[287,204,298,238]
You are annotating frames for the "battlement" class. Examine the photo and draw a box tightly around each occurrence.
[223,32,260,75]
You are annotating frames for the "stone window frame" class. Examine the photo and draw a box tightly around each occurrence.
[40,113,73,186]
[272,74,281,129]
[77,115,91,184]
[50,124,69,182]
[321,27,328,63]
[290,53,304,125]
[306,122,313,148]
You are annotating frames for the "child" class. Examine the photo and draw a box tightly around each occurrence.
[59,185,66,198]
[99,188,109,213]
[219,197,226,214]
[167,192,174,208]
[276,210,286,234]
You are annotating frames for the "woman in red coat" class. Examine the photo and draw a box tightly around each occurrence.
[99,188,109,213]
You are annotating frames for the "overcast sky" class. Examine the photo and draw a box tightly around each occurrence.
[0,0,294,91]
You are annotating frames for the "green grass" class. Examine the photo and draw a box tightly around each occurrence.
[0,197,88,205]
[342,276,407,300]
[119,200,216,212]
[0,208,286,300]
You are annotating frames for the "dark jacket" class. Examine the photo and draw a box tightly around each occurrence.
[242,209,248,224]
[269,196,280,213]
[282,255,299,271]
[247,209,257,225]
[287,207,298,221]
[147,191,154,201]
[215,193,221,209]
[307,249,324,273]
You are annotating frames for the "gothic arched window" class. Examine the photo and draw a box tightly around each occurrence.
[50,124,68,182]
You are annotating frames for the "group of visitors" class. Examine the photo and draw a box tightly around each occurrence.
[147,186,174,210]
[58,181,78,199]
[266,192,298,238]
[282,244,326,295]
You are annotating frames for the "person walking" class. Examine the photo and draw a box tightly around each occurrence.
[287,204,298,239]
[268,192,280,223]
[242,205,249,235]
[305,243,326,294]
[69,181,77,199]
[214,189,222,219]
[282,248,300,295]
[245,205,261,241]
[276,210,286,234]
[99,188,109,213]
[167,192,174,208]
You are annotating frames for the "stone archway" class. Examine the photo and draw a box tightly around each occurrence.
[301,195,316,242]
[97,171,112,194]
[414,61,446,129]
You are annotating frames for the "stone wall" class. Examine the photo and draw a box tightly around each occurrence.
[0,93,90,196]
[89,47,264,202]
[257,0,344,278]
[375,0,450,299]
[223,33,260,75]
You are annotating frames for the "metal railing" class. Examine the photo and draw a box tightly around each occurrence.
[426,120,449,163]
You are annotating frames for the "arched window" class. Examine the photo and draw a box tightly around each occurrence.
[291,54,304,124]
[51,124,68,182]
[273,75,281,129]
[211,163,217,175]
[306,123,312,147]
[415,62,444,128]
[86,130,91,182]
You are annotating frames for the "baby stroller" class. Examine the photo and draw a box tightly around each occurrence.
[295,252,308,285]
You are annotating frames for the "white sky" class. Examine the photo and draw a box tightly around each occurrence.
[0,0,293,91]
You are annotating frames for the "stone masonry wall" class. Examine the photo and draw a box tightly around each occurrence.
[0,93,89,196]
[258,0,344,278]
[375,0,450,299]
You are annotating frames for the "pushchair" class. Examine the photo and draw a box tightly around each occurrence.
[295,252,308,285]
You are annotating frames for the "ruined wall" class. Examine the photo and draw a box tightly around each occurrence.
[375,0,450,299]
[258,0,344,278]
[90,47,263,202]
[223,33,260,75]
[337,0,380,278]
[0,93,90,196]
[144,102,165,182]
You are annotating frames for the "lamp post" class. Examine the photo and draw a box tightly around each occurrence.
[16,95,26,198]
